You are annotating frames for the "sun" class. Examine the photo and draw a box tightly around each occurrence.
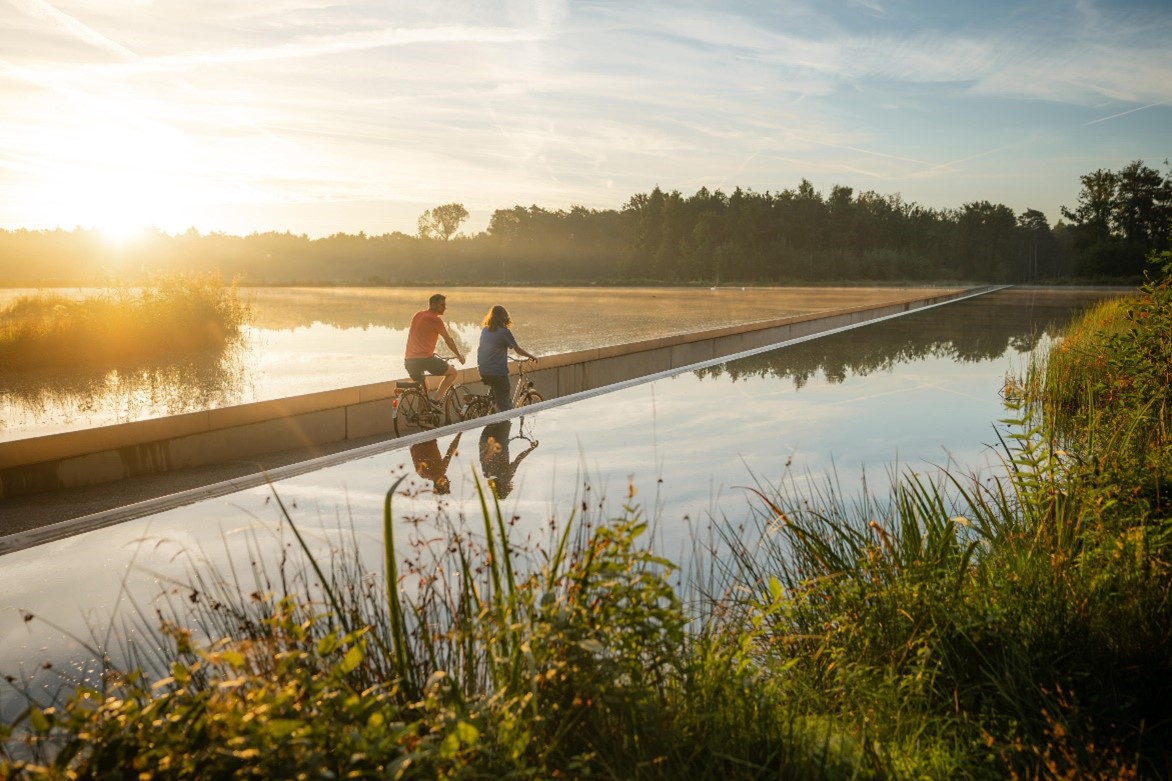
[23,109,197,241]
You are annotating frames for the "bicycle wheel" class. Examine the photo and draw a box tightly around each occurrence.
[462,397,494,421]
[444,385,474,424]
[518,389,543,407]
[393,388,430,437]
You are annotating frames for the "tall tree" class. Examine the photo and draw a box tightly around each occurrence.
[1114,160,1172,249]
[418,203,469,240]
[1061,161,1171,277]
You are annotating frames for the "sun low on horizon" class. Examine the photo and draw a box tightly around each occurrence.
[2,0,1169,240]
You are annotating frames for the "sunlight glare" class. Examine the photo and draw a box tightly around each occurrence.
[25,107,198,238]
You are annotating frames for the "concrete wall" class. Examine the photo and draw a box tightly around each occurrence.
[0,288,975,499]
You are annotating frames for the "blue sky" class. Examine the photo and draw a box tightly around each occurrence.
[1,0,1168,239]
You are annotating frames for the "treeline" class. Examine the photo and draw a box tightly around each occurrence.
[2,161,1169,286]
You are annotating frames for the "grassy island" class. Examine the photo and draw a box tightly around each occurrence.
[0,273,250,370]
[3,260,1172,779]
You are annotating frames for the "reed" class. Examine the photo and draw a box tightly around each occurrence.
[0,273,250,370]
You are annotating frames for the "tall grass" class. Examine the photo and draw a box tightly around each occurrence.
[0,273,250,370]
[4,268,1172,777]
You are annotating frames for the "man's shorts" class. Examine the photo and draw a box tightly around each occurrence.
[405,356,451,383]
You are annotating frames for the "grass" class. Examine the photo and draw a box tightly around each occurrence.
[4,261,1172,778]
[0,273,250,370]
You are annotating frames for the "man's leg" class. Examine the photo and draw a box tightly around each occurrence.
[435,363,458,401]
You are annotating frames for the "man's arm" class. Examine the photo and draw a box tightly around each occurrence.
[439,324,465,363]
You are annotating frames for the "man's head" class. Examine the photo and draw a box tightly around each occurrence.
[428,293,447,313]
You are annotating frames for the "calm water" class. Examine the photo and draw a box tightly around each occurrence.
[0,285,950,442]
[0,287,1124,711]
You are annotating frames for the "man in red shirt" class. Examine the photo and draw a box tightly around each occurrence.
[404,293,466,404]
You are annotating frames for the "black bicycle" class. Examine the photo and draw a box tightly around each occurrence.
[392,361,471,437]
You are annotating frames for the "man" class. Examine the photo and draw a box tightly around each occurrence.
[404,293,465,404]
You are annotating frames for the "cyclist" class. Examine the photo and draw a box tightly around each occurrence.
[404,293,465,405]
[477,304,537,412]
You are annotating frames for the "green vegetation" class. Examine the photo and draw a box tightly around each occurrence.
[4,266,1172,778]
[0,273,250,370]
[2,160,1168,286]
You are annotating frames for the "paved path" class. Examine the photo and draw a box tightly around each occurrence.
[0,431,398,546]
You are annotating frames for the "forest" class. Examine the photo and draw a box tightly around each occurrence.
[2,160,1168,287]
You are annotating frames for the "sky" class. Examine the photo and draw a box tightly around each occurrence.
[1,0,1169,240]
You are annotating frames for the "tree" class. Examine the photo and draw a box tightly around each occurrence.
[1061,160,1172,277]
[417,203,469,241]
[1016,209,1055,281]
[1114,160,1172,249]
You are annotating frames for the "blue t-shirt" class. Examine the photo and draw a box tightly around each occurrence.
[477,326,519,376]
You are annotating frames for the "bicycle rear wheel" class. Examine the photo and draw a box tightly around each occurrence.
[393,388,431,437]
[462,397,495,421]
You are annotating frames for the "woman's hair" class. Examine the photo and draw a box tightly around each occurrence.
[482,305,512,330]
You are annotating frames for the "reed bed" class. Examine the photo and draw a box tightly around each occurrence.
[0,273,250,370]
[4,262,1172,778]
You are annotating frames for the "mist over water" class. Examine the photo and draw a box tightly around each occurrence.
[0,285,948,442]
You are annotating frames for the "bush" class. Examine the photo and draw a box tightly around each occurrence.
[0,273,250,370]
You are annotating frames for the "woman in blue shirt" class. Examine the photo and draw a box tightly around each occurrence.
[477,305,537,412]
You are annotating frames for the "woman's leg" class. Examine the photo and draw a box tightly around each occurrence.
[483,375,512,411]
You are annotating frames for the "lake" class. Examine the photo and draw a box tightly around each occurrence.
[0,286,1126,710]
[0,285,952,442]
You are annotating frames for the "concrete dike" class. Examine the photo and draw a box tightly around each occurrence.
[0,287,981,501]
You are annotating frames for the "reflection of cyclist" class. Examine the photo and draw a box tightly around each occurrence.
[405,293,465,403]
[410,432,462,495]
[477,305,537,412]
[478,420,538,499]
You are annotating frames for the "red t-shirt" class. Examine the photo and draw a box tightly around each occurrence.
[405,310,445,359]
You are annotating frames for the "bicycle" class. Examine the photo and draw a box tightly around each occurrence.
[392,357,471,437]
[459,357,543,421]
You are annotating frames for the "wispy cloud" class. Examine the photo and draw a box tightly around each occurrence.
[8,0,139,59]
[1,0,1169,235]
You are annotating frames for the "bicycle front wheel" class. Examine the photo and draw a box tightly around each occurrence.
[518,389,543,407]
[444,385,474,425]
[393,389,430,437]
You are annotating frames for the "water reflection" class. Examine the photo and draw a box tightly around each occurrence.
[479,420,541,499]
[695,288,1119,387]
[410,433,463,495]
[0,345,250,438]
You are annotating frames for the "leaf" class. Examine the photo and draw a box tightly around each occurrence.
[268,719,304,738]
[27,706,50,732]
[340,643,364,674]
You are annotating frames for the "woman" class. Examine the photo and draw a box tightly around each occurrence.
[477,305,537,412]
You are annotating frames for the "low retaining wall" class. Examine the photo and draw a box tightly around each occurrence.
[0,288,975,499]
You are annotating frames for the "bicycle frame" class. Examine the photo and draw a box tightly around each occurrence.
[458,358,541,420]
[508,357,537,407]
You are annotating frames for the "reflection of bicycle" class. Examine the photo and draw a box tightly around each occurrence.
[459,358,543,421]
[479,419,539,500]
[392,353,470,437]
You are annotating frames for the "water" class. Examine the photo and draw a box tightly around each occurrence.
[0,287,1125,713]
[0,285,952,442]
